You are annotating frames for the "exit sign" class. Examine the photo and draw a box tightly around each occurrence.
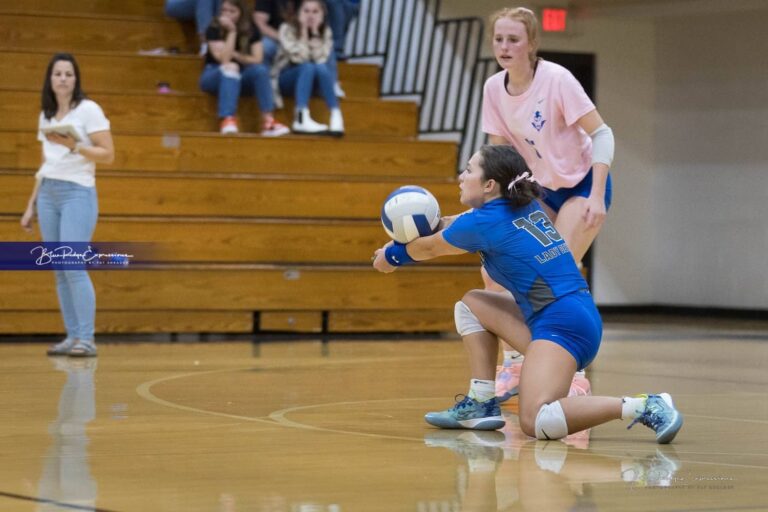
[542,8,567,32]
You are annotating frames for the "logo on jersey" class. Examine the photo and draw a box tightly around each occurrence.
[524,138,543,159]
[531,109,547,132]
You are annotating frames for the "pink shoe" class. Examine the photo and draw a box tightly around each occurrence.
[495,360,522,403]
[568,370,591,397]
[562,428,591,450]
[261,116,290,137]
[220,116,239,134]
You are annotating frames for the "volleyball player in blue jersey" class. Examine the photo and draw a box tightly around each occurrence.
[372,145,682,443]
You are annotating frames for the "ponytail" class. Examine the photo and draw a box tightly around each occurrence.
[478,145,542,207]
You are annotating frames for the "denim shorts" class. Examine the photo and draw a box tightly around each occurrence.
[529,291,603,370]
[541,168,613,213]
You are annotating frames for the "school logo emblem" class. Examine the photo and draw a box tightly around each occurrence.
[531,109,546,131]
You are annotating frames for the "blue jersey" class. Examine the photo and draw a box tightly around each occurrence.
[443,198,588,322]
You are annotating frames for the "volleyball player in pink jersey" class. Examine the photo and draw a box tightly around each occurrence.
[481,7,615,403]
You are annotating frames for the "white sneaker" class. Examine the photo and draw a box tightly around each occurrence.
[334,81,346,99]
[292,108,328,134]
[329,108,344,136]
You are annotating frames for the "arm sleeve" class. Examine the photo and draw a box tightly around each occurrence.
[37,112,46,142]
[82,101,110,134]
[254,0,270,14]
[205,25,223,42]
[279,23,310,63]
[442,212,486,253]
[557,70,596,127]
[590,123,614,167]
[308,26,332,63]
[481,77,506,137]
[249,24,262,45]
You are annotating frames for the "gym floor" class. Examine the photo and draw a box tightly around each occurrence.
[0,317,766,511]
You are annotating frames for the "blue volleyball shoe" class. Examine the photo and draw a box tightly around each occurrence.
[425,395,506,431]
[627,393,683,444]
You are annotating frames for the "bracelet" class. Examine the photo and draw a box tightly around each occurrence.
[384,242,414,267]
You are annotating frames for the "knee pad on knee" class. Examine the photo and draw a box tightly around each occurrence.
[534,401,568,440]
[454,300,486,336]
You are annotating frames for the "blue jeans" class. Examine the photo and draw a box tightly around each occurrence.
[265,35,339,84]
[164,0,221,36]
[262,36,280,67]
[36,178,98,342]
[279,62,339,110]
[199,63,275,118]
[326,0,359,58]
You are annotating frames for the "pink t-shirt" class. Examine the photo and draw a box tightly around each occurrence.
[482,60,595,190]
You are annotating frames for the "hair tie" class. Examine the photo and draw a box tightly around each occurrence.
[507,171,536,192]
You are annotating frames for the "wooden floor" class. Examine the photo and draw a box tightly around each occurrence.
[0,319,766,511]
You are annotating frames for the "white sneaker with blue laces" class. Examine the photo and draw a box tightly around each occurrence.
[425,395,506,431]
[627,393,683,444]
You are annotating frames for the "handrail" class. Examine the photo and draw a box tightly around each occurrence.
[345,0,497,170]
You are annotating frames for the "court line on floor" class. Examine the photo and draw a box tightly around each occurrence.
[136,368,279,427]
[136,364,443,443]
[0,490,119,512]
[137,368,768,468]
[684,414,768,425]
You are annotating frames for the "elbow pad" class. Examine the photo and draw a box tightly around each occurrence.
[589,123,614,167]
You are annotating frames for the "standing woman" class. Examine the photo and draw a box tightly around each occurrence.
[482,7,615,400]
[20,53,114,357]
[275,0,345,135]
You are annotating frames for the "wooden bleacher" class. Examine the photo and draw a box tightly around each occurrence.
[0,0,480,335]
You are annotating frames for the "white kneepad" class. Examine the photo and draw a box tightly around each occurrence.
[454,301,486,336]
[534,401,568,440]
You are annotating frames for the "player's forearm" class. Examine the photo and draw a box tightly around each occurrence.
[406,232,465,261]
[589,163,609,198]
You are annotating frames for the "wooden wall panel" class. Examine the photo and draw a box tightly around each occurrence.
[0,174,466,219]
[0,51,380,97]
[0,267,484,311]
[0,14,187,53]
[0,217,479,265]
[0,90,417,137]
[0,132,456,177]
[0,310,252,333]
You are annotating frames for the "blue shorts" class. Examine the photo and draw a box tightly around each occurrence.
[529,291,602,370]
[541,168,613,213]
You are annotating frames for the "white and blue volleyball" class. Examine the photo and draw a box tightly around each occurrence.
[381,185,441,243]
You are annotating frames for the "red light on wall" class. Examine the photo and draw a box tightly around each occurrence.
[542,8,567,32]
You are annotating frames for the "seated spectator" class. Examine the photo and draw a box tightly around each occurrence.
[255,0,345,98]
[165,0,222,54]
[199,0,290,136]
[275,0,344,135]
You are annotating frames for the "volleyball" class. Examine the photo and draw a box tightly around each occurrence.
[381,185,441,243]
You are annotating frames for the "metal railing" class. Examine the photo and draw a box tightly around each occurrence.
[345,0,497,170]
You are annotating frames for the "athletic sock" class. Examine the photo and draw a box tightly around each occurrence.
[621,396,648,420]
[503,350,523,365]
[468,379,496,402]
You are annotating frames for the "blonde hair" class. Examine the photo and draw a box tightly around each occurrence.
[489,7,539,68]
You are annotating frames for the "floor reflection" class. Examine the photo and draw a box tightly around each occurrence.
[37,358,97,511]
[422,411,682,511]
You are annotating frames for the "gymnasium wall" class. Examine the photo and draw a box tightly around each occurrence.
[651,11,768,309]
[438,1,768,310]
